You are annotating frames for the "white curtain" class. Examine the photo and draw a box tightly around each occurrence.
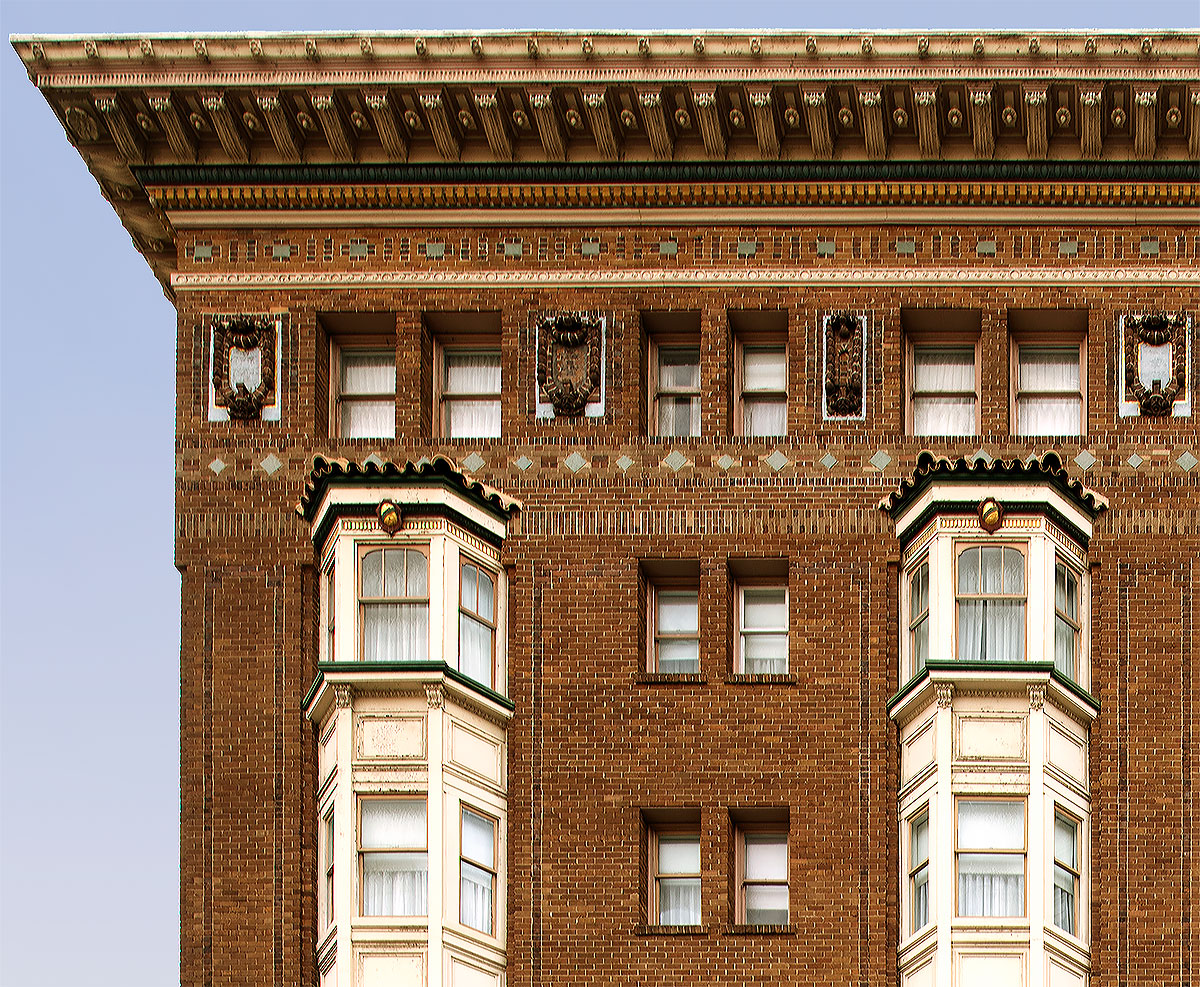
[657,592,699,672]
[444,353,501,438]
[363,604,428,662]
[339,353,396,439]
[459,613,494,685]
[743,399,786,437]
[742,349,786,437]
[957,801,1024,917]
[361,800,427,916]
[658,350,700,437]
[342,351,395,394]
[1053,816,1078,934]
[658,396,700,437]
[659,878,701,925]
[341,400,395,439]
[1018,348,1081,435]
[913,347,975,435]
[446,399,501,438]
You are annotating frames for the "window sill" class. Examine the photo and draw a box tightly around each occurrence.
[636,672,706,685]
[725,673,795,685]
[727,923,796,935]
[636,924,708,936]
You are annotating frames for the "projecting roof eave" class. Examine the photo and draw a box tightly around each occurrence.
[878,450,1109,529]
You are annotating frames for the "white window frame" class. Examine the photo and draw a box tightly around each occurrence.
[954,796,1027,919]
[953,542,1028,663]
[735,337,787,438]
[357,545,431,664]
[737,582,789,675]
[458,556,498,689]
[459,805,499,936]
[908,807,931,935]
[357,795,429,918]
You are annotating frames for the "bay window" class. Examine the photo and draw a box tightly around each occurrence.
[359,797,429,917]
[460,807,497,935]
[360,547,429,663]
[956,799,1025,918]
[459,561,496,688]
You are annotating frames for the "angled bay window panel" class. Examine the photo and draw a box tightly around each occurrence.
[909,562,929,674]
[360,548,429,662]
[912,345,976,436]
[956,546,1025,662]
[1054,812,1080,935]
[1055,562,1082,681]
[459,562,497,688]
[910,811,930,932]
[360,799,428,917]
[956,800,1025,917]
[460,808,497,935]
[442,350,502,438]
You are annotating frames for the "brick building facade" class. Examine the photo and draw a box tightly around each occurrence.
[14,29,1200,987]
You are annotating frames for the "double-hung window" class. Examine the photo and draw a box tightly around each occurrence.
[909,561,929,674]
[1053,810,1081,936]
[1054,561,1082,681]
[956,799,1025,918]
[359,548,429,662]
[737,828,788,925]
[359,798,428,917]
[650,828,701,926]
[956,546,1025,662]
[653,346,701,437]
[910,343,978,436]
[738,343,787,437]
[1013,341,1085,436]
[652,590,700,673]
[738,585,788,674]
[459,561,496,688]
[334,348,396,439]
[910,810,930,932]
[460,807,497,935]
[321,809,335,929]
[440,349,501,439]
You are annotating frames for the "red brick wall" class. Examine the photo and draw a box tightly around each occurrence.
[175,220,1200,986]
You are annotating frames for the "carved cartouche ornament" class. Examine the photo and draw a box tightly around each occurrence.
[1124,312,1187,417]
[211,315,277,420]
[536,314,602,415]
[825,312,863,417]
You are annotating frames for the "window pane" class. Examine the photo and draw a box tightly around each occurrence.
[1003,548,1024,593]
[743,348,786,391]
[445,352,501,393]
[913,864,930,929]
[658,592,698,634]
[657,639,700,672]
[911,815,929,864]
[477,569,495,621]
[459,614,493,685]
[658,877,701,925]
[363,603,428,662]
[744,835,787,880]
[1056,564,1078,620]
[462,563,477,611]
[958,548,980,593]
[658,396,700,437]
[743,634,788,673]
[743,398,787,437]
[983,600,1025,662]
[361,550,384,597]
[1054,815,1077,868]
[405,550,428,598]
[362,851,428,916]
[362,800,426,848]
[462,809,495,866]
[745,884,788,924]
[341,400,395,439]
[658,837,700,874]
[383,549,406,597]
[958,801,1023,850]
[910,564,929,619]
[1018,396,1082,436]
[446,398,501,438]
[914,346,975,392]
[1019,347,1079,392]
[341,352,395,394]
[1054,864,1077,934]
[743,589,786,630]
[958,853,1024,916]
[912,618,928,672]
[659,349,700,389]
[461,860,494,933]
[913,396,975,436]
[981,547,1003,593]
[1055,617,1078,678]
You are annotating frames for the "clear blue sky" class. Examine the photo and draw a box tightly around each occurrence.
[1,1,1195,984]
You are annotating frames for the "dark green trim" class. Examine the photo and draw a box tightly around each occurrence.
[886,659,1099,714]
[135,159,1200,188]
[305,660,515,711]
[898,500,1090,553]
[311,484,506,551]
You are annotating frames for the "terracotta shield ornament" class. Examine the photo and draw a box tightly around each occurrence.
[536,314,602,415]
[1123,312,1188,417]
[212,315,277,420]
[824,312,864,418]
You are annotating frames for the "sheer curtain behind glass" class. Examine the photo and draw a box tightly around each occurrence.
[1053,814,1079,935]
[957,800,1024,917]
[460,808,496,934]
[742,833,788,924]
[912,346,976,435]
[1055,563,1080,680]
[656,348,701,437]
[655,591,700,673]
[656,835,701,925]
[361,800,428,916]
[338,350,396,439]
[361,549,429,662]
[741,588,788,674]
[741,347,787,437]
[956,547,1025,662]
[910,563,929,674]
[443,350,501,438]
[1017,345,1082,436]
